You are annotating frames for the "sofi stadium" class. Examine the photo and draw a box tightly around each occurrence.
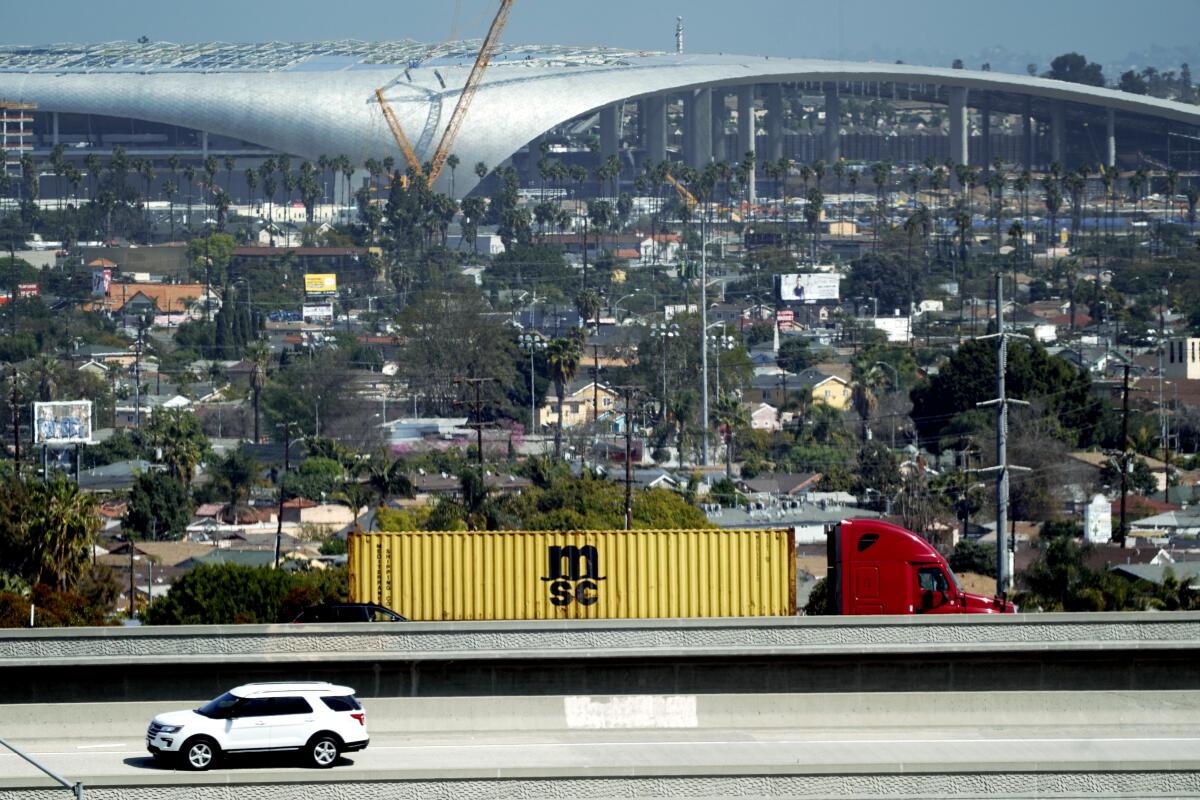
[2,39,1200,198]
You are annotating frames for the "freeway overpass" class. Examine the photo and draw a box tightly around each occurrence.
[1,612,1198,798]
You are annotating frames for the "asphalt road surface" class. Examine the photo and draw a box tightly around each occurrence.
[4,725,1199,780]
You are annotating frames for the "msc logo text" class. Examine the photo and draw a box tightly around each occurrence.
[541,545,605,607]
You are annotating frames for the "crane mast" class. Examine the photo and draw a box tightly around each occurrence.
[427,0,514,184]
[374,0,514,190]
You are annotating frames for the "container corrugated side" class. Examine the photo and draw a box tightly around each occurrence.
[347,529,796,620]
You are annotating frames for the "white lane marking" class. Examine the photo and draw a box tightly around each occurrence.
[76,743,127,749]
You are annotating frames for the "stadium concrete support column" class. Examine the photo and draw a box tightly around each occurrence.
[1023,95,1035,169]
[737,85,756,203]
[644,94,667,164]
[711,90,727,163]
[949,86,968,167]
[201,130,208,159]
[824,89,841,163]
[1051,103,1066,166]
[600,103,621,159]
[52,112,59,146]
[685,88,713,168]
[1106,107,1117,168]
[765,83,784,162]
[980,92,992,170]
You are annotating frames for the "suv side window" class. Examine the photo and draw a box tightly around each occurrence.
[233,698,273,718]
[269,696,313,715]
[335,605,368,622]
[369,608,400,621]
[320,695,362,712]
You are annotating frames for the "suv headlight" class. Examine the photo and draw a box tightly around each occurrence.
[157,724,183,733]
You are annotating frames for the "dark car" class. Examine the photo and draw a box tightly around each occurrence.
[292,603,407,623]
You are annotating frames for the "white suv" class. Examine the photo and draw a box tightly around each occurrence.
[146,682,369,770]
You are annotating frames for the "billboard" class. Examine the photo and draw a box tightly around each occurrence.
[302,303,334,321]
[91,268,112,296]
[778,273,840,303]
[304,273,337,296]
[872,316,912,343]
[33,401,93,445]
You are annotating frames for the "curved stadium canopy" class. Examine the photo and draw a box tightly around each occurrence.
[2,40,1198,196]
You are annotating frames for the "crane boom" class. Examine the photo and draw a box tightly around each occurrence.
[665,172,698,210]
[427,0,514,184]
[375,87,425,182]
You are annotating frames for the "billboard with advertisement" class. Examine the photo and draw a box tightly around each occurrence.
[33,401,93,445]
[304,273,337,296]
[302,303,334,322]
[91,268,112,296]
[777,273,840,303]
[0,284,40,305]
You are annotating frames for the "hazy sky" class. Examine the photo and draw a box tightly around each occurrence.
[3,0,1195,71]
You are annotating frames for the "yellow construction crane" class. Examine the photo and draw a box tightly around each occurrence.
[665,171,698,211]
[375,0,514,189]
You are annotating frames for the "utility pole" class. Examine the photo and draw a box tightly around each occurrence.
[1119,363,1130,546]
[589,343,602,423]
[976,273,1028,599]
[133,325,143,430]
[700,207,710,466]
[274,421,298,569]
[8,369,20,466]
[455,377,497,474]
[614,385,641,530]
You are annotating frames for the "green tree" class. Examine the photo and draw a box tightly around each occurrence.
[777,337,817,373]
[0,474,100,592]
[212,448,260,523]
[145,563,295,625]
[143,408,210,485]
[1044,52,1105,86]
[855,440,900,510]
[124,471,191,540]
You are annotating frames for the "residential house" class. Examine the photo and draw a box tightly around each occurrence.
[737,473,823,500]
[85,282,219,319]
[536,380,619,430]
[748,402,781,431]
[745,369,852,411]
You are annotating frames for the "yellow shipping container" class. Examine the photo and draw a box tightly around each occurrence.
[348,529,796,621]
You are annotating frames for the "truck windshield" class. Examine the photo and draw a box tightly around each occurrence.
[944,566,962,592]
[195,692,241,719]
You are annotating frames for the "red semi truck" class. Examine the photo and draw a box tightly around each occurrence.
[826,519,1016,615]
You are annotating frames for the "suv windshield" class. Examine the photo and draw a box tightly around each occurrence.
[195,691,241,719]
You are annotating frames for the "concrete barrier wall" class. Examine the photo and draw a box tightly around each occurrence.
[2,613,1199,702]
[4,691,1199,743]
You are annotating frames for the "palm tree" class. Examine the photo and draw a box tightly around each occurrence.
[446,153,460,197]
[545,335,582,460]
[244,340,269,444]
[84,153,101,202]
[182,164,197,229]
[1164,168,1180,254]
[804,186,824,264]
[714,394,749,480]
[28,475,99,592]
[1042,174,1064,253]
[244,168,258,214]
[985,169,1006,258]
[832,157,847,231]
[870,161,892,247]
[223,156,236,201]
[575,288,602,336]
[161,179,178,241]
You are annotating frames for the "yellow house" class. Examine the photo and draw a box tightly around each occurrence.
[747,369,853,411]
[536,380,619,430]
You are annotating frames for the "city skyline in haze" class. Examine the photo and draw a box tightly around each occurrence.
[2,0,1197,79]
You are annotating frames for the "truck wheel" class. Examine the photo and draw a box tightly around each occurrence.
[306,733,340,768]
[181,736,219,771]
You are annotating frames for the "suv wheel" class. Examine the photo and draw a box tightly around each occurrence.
[181,736,219,771]
[306,733,340,768]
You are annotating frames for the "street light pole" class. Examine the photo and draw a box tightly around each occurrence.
[519,333,545,438]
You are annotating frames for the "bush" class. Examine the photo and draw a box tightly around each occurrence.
[146,563,349,625]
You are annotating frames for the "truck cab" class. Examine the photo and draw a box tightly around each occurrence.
[826,519,1014,615]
